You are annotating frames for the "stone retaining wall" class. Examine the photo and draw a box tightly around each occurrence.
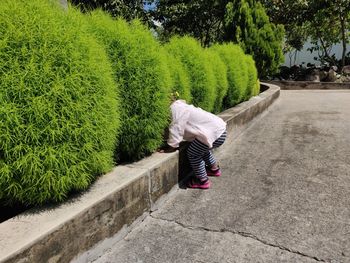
[0,82,280,263]
[266,80,350,90]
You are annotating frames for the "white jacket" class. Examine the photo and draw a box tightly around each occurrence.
[167,100,226,148]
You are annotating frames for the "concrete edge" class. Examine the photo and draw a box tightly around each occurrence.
[218,82,280,142]
[0,83,280,263]
[265,80,350,90]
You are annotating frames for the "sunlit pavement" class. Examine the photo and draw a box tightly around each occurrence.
[81,90,350,263]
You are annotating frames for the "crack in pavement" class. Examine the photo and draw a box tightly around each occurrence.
[150,214,327,263]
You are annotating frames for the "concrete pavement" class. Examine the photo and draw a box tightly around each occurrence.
[77,90,350,263]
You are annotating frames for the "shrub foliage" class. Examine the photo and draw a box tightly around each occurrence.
[166,37,216,112]
[165,52,192,103]
[206,49,229,113]
[244,54,258,98]
[253,79,261,96]
[0,1,261,206]
[0,0,119,205]
[212,43,249,108]
[87,11,171,161]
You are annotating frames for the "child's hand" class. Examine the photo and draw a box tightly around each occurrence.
[158,146,178,153]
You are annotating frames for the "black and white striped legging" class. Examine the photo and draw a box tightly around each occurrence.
[187,131,227,181]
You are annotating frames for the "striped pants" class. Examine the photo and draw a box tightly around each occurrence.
[187,131,227,181]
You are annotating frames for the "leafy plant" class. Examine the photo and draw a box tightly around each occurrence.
[212,43,248,108]
[224,0,285,78]
[87,11,171,161]
[253,79,260,96]
[0,0,119,205]
[244,54,258,98]
[165,52,192,103]
[206,49,228,113]
[166,36,216,112]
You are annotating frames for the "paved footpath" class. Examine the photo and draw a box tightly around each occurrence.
[85,90,350,263]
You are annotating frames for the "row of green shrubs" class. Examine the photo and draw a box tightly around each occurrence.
[0,0,259,206]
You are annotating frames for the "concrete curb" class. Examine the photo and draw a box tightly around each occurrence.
[0,82,280,263]
[265,80,350,90]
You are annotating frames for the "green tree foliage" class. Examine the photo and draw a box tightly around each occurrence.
[166,37,216,112]
[0,0,119,205]
[262,0,350,68]
[87,11,171,161]
[306,0,350,67]
[69,0,150,23]
[224,0,285,77]
[211,43,249,108]
[151,0,284,77]
[260,0,311,26]
[150,0,227,46]
[205,49,228,113]
[260,0,310,52]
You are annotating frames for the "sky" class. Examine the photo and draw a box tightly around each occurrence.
[144,2,156,11]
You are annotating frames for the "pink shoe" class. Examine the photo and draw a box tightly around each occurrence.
[206,167,221,177]
[188,178,211,189]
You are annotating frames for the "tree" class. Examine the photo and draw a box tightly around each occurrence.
[150,0,228,47]
[260,0,309,52]
[223,0,285,77]
[306,0,350,67]
[151,0,285,76]
[261,0,350,68]
[69,0,150,23]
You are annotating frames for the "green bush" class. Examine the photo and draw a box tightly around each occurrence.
[253,79,261,96]
[87,12,171,161]
[244,54,258,98]
[165,52,192,103]
[0,0,119,205]
[206,49,228,113]
[212,43,249,108]
[166,36,216,112]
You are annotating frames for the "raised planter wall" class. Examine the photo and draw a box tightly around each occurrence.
[0,82,280,263]
[266,80,350,90]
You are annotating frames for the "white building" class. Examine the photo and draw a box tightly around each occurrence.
[284,41,350,67]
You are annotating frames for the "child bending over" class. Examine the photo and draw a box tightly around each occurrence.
[165,97,227,189]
